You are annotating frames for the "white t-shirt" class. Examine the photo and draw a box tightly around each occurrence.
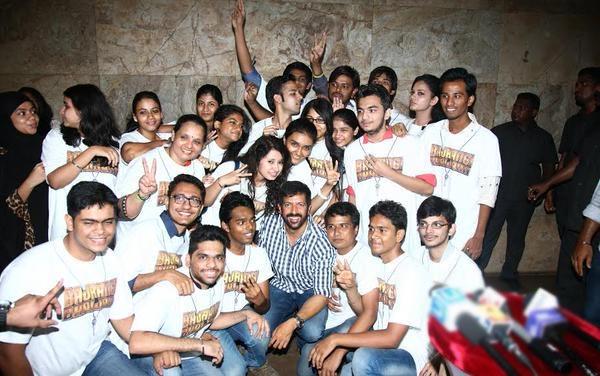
[131,269,224,359]
[308,140,334,215]
[239,117,278,156]
[405,119,429,138]
[221,245,274,312]
[114,216,189,283]
[326,242,379,330]
[417,243,485,294]
[375,253,432,372]
[389,108,411,127]
[199,141,226,172]
[0,239,133,376]
[42,128,119,240]
[288,159,316,197]
[254,72,314,120]
[344,133,430,254]
[118,130,171,170]
[201,161,269,230]
[115,146,204,234]
[420,113,502,250]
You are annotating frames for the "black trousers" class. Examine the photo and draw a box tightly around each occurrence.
[478,198,535,279]
[556,229,586,313]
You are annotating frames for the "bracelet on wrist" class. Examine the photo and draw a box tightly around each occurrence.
[216,179,224,189]
[135,191,149,201]
[581,240,593,247]
[317,190,329,200]
[120,197,130,220]
[313,72,324,79]
[71,160,83,171]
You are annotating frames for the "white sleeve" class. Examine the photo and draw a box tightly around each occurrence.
[131,282,177,332]
[109,272,135,320]
[478,176,501,208]
[0,263,36,344]
[115,154,144,197]
[41,129,68,175]
[239,122,264,156]
[355,255,379,296]
[256,247,274,283]
[114,225,155,282]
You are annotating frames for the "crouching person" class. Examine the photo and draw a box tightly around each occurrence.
[128,225,269,376]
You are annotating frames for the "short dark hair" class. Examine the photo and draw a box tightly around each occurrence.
[196,84,223,105]
[416,196,456,225]
[279,181,312,206]
[188,225,230,254]
[578,67,600,84]
[329,65,360,89]
[325,202,360,228]
[283,62,313,84]
[219,192,255,224]
[284,118,317,143]
[266,75,296,112]
[516,92,541,111]
[67,181,118,218]
[369,66,398,100]
[356,84,392,111]
[174,114,208,142]
[369,200,407,231]
[440,67,478,98]
[167,174,206,202]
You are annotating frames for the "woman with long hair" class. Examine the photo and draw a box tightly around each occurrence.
[196,84,223,132]
[0,92,48,271]
[199,104,251,173]
[330,109,361,201]
[201,135,290,230]
[120,91,171,166]
[301,98,341,214]
[406,74,444,136]
[42,84,121,240]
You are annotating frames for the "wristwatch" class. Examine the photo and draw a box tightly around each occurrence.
[0,300,14,332]
[293,314,305,329]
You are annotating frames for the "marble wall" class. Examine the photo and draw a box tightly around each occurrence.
[1,0,599,273]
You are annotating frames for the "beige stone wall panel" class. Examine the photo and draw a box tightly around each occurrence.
[95,0,236,76]
[241,0,372,80]
[371,6,501,83]
[0,1,98,75]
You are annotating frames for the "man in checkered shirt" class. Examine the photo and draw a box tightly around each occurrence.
[258,181,336,373]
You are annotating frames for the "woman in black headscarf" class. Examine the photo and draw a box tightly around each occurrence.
[0,91,48,272]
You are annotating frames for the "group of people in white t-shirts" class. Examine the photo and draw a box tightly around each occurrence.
[0,1,504,373]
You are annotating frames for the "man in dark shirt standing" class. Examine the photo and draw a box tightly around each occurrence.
[478,93,557,290]
[550,67,600,238]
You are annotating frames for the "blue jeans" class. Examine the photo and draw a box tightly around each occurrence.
[224,320,270,367]
[343,347,416,376]
[584,249,600,326]
[83,340,146,376]
[264,285,328,372]
[131,330,246,376]
[298,317,357,376]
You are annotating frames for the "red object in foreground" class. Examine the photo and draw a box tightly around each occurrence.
[428,293,600,375]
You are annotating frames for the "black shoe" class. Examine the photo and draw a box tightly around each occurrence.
[500,276,522,291]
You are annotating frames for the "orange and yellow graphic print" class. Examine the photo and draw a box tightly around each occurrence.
[62,279,116,320]
[429,144,474,176]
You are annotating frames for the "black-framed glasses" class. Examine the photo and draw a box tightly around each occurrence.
[306,116,326,125]
[170,194,202,207]
[417,221,449,230]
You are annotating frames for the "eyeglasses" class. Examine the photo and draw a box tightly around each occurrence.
[305,116,325,125]
[417,221,449,230]
[170,194,203,207]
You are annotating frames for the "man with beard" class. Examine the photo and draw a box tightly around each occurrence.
[258,181,336,374]
[128,225,269,376]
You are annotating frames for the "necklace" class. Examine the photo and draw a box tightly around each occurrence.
[439,123,480,181]
[187,279,216,338]
[52,243,106,335]
[358,134,398,193]
[225,246,252,307]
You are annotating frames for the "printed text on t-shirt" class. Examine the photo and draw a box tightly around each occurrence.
[223,270,259,293]
[155,251,182,271]
[429,145,474,175]
[356,157,403,182]
[181,302,219,337]
[62,279,116,320]
[377,278,396,309]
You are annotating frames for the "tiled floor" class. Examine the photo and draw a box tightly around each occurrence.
[265,273,559,375]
